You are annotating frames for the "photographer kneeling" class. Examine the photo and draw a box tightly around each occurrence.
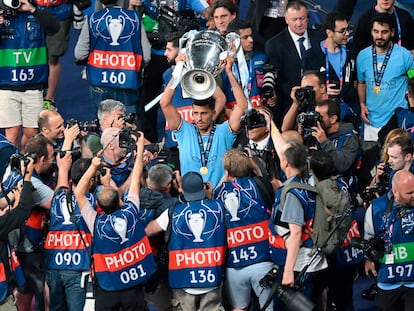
[363,170,414,310]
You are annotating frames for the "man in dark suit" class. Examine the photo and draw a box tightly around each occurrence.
[265,0,324,127]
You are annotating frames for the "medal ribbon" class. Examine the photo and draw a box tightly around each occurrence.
[195,122,216,169]
[372,43,394,89]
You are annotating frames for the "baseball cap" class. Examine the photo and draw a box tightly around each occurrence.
[182,171,205,201]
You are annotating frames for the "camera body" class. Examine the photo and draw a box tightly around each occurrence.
[361,163,392,202]
[122,113,136,124]
[119,127,140,149]
[240,109,267,129]
[296,111,321,129]
[262,63,277,100]
[10,152,38,173]
[295,86,315,104]
[351,237,385,262]
[67,118,99,133]
[259,266,315,311]
[158,6,199,32]
[0,0,22,17]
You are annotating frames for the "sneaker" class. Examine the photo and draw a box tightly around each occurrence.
[43,99,57,111]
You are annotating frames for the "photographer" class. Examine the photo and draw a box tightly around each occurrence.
[0,0,59,149]
[75,132,157,310]
[145,171,226,311]
[100,127,157,195]
[236,106,281,192]
[311,99,361,176]
[74,0,151,121]
[14,135,55,311]
[363,170,414,310]
[86,99,128,156]
[37,109,91,160]
[0,157,35,310]
[281,70,326,132]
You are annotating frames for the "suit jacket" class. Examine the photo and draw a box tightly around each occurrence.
[265,27,324,126]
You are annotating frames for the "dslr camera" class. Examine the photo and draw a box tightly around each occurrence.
[262,63,277,100]
[119,127,140,149]
[296,111,321,130]
[10,152,38,173]
[295,86,315,107]
[351,237,385,262]
[360,162,392,202]
[240,109,267,130]
[121,113,136,124]
[67,118,99,133]
[0,0,21,17]
[259,266,315,311]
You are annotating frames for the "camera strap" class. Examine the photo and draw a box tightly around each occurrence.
[383,195,408,243]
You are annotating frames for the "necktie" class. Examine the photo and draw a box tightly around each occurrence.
[298,37,306,59]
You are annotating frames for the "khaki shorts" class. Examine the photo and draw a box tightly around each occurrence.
[0,89,43,128]
[0,294,17,311]
[46,19,71,62]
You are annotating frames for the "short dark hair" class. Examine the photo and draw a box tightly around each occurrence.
[284,141,308,171]
[302,70,325,86]
[227,19,251,34]
[165,31,183,48]
[371,12,396,31]
[323,11,347,32]
[25,135,53,163]
[310,150,334,181]
[211,0,239,17]
[71,158,92,186]
[192,97,215,110]
[316,99,341,119]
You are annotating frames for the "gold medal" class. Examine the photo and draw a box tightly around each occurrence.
[200,166,208,175]
[373,86,381,94]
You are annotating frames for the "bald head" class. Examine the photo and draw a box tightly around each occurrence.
[98,185,120,214]
[392,170,414,207]
[101,127,121,149]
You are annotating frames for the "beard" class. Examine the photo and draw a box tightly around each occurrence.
[375,38,391,48]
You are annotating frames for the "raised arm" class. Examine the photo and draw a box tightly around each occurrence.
[128,132,145,197]
[226,56,248,133]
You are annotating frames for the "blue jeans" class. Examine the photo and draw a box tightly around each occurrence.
[89,85,141,128]
[46,270,87,311]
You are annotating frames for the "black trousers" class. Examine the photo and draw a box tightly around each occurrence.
[95,284,147,311]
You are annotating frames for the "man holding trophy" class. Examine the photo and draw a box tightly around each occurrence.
[159,30,248,188]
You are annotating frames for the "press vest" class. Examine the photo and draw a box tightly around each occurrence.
[87,8,143,90]
[92,201,156,291]
[372,195,414,283]
[168,200,226,288]
[215,177,270,268]
[0,246,25,302]
[0,13,48,88]
[44,190,94,270]
[268,178,315,266]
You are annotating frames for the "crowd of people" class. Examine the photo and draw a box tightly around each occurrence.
[0,0,414,310]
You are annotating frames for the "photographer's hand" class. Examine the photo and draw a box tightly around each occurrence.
[311,121,328,143]
[364,259,377,277]
[22,157,34,181]
[19,0,37,13]
[55,151,72,189]
[62,124,80,151]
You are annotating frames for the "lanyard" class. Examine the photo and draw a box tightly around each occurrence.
[195,123,216,168]
[375,6,402,46]
[372,43,394,88]
[323,40,344,90]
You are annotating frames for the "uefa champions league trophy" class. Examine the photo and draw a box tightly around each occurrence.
[61,196,72,225]
[106,16,124,46]
[113,217,129,244]
[224,192,240,221]
[186,210,206,242]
